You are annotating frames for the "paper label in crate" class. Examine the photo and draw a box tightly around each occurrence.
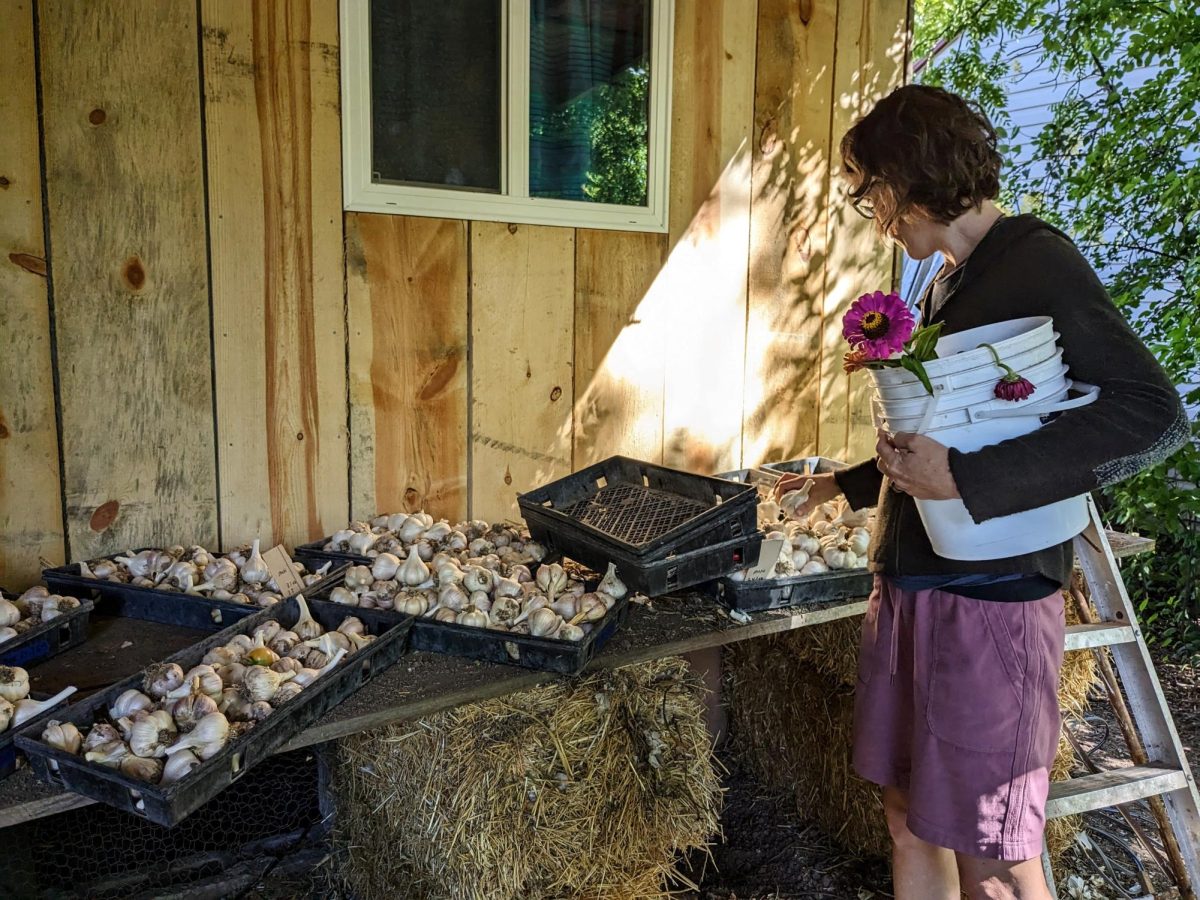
[262,545,306,598]
[744,538,784,581]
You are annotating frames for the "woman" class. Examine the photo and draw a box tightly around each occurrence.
[775,85,1188,899]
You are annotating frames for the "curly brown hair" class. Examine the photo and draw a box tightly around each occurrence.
[840,84,1002,235]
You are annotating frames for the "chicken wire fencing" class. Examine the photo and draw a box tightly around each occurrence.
[0,746,334,900]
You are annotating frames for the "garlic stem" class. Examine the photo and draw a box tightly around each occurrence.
[12,686,77,727]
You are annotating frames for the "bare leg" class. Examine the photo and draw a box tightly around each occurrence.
[884,786,959,900]
[957,853,1054,900]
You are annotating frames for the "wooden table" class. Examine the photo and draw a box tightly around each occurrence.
[0,531,1154,829]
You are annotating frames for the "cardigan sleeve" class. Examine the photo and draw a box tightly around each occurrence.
[834,458,884,511]
[946,230,1188,524]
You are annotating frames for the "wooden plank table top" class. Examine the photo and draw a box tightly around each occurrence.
[0,529,1154,829]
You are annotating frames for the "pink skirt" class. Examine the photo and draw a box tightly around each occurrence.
[852,576,1066,861]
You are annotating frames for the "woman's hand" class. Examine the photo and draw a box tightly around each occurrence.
[772,471,842,518]
[876,429,962,500]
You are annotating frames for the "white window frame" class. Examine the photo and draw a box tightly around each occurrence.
[340,0,674,232]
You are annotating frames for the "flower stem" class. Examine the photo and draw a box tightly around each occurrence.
[978,342,1020,380]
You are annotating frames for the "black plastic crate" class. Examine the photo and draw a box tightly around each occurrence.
[518,456,758,562]
[0,691,73,783]
[42,553,347,631]
[0,594,94,669]
[16,596,413,827]
[531,520,763,597]
[410,596,629,675]
[701,569,874,612]
[292,539,369,569]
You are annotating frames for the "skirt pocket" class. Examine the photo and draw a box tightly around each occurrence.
[926,598,1027,754]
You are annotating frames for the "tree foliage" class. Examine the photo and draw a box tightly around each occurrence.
[914,0,1200,654]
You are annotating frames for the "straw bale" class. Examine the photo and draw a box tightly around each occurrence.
[728,590,1096,863]
[333,657,721,900]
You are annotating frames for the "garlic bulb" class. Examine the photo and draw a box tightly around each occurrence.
[252,620,283,644]
[371,553,402,581]
[85,740,131,768]
[514,595,550,624]
[799,558,829,576]
[0,627,16,644]
[78,725,119,755]
[345,566,374,591]
[41,720,82,755]
[202,645,240,669]
[528,607,562,638]
[168,666,223,700]
[445,530,469,552]
[488,596,520,626]
[143,663,185,700]
[165,712,230,761]
[0,666,30,703]
[347,531,378,556]
[215,662,247,686]
[3,698,19,732]
[202,557,239,592]
[597,563,627,601]
[550,595,578,620]
[291,595,322,641]
[0,598,19,628]
[129,709,177,758]
[120,755,164,783]
[432,607,457,623]
[173,687,220,733]
[242,666,295,703]
[219,687,251,721]
[329,586,358,607]
[13,686,77,727]
[456,607,488,628]
[291,647,347,687]
[269,630,301,656]
[240,539,269,585]
[569,593,608,625]
[271,657,303,674]
[780,479,817,520]
[535,563,567,601]
[821,541,854,570]
[224,634,255,655]
[248,701,273,722]
[438,584,469,612]
[558,624,585,642]
[397,550,430,587]
[159,749,202,785]
[398,516,425,543]
[848,527,870,557]
[337,616,366,637]
[272,682,304,705]
[509,564,533,583]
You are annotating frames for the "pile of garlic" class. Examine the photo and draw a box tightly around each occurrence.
[333,545,629,642]
[730,491,874,582]
[38,597,370,785]
[0,666,77,736]
[322,513,547,567]
[77,540,333,608]
[0,588,84,646]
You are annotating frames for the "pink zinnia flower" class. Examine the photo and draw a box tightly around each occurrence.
[842,291,915,360]
[995,372,1037,402]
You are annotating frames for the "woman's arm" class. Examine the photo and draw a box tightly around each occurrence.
[833,458,884,511]
[946,230,1189,524]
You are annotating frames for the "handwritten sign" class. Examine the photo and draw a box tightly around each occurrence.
[262,544,306,598]
[744,538,785,581]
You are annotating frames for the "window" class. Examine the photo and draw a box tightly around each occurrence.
[341,0,674,232]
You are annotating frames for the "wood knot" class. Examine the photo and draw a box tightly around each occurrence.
[549,386,562,402]
[507,223,519,234]
[797,0,813,25]
[759,119,779,155]
[503,466,513,486]
[0,176,10,188]
[122,256,146,291]
[296,431,304,441]
[88,108,107,126]
[90,500,120,532]
[8,252,46,277]
[404,487,420,508]
[0,415,9,440]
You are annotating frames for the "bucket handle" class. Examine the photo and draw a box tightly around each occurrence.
[968,381,1099,421]
[934,335,1063,393]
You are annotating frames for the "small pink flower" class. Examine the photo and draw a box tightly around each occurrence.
[843,349,869,374]
[842,291,914,360]
[995,373,1037,402]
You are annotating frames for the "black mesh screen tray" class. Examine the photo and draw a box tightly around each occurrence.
[518,456,758,561]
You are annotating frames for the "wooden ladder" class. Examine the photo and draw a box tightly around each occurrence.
[1041,497,1200,898]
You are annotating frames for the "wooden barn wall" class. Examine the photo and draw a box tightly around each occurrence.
[0,0,909,587]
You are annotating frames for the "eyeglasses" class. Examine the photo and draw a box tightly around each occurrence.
[851,191,877,220]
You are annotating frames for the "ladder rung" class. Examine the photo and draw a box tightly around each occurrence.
[1064,621,1135,650]
[1047,766,1189,819]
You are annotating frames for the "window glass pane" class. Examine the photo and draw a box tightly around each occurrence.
[529,1,651,206]
[370,0,503,191]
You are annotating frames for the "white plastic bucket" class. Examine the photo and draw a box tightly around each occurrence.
[875,353,1068,421]
[870,316,1057,388]
[874,382,1100,560]
[873,337,1062,402]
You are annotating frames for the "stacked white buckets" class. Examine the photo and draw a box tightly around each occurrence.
[871,316,1099,560]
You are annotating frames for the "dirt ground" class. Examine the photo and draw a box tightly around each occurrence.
[681,650,1200,900]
